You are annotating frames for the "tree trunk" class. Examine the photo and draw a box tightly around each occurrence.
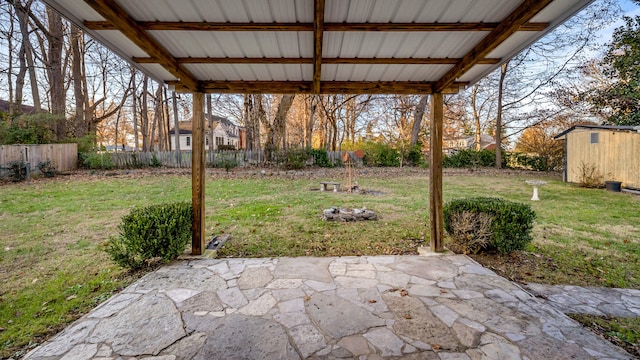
[472,85,482,151]
[244,94,264,152]
[47,7,65,139]
[15,1,42,113]
[149,85,162,151]
[207,94,213,152]
[172,91,181,154]
[7,5,15,116]
[495,62,509,169]
[70,25,86,137]
[163,87,171,151]
[141,75,149,151]
[410,95,429,147]
[263,94,294,161]
[306,96,317,148]
[14,41,26,118]
[132,70,139,150]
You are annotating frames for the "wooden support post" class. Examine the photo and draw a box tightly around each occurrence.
[430,92,444,252]
[191,92,206,255]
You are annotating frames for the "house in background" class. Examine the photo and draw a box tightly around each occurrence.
[169,115,245,151]
[443,133,496,155]
[554,125,640,189]
[0,99,36,115]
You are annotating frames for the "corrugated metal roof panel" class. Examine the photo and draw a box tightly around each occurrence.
[95,31,150,58]
[455,0,520,22]
[486,32,541,59]
[184,64,311,81]
[532,0,586,22]
[151,31,312,58]
[137,64,179,81]
[325,0,522,23]
[323,32,487,59]
[457,65,496,83]
[322,64,452,82]
[55,0,104,21]
[42,0,595,92]
[118,0,313,22]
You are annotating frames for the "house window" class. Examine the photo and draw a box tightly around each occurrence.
[186,136,191,146]
[590,133,599,144]
[206,137,209,146]
[216,137,224,146]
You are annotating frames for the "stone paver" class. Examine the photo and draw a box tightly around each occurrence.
[524,282,640,317]
[24,255,634,359]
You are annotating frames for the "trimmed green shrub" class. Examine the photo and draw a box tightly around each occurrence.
[150,154,162,168]
[363,143,400,167]
[7,160,27,182]
[209,158,239,172]
[508,152,562,172]
[308,148,334,168]
[443,149,504,168]
[37,160,57,178]
[403,144,425,166]
[281,148,310,170]
[80,152,114,170]
[444,197,535,254]
[106,202,193,269]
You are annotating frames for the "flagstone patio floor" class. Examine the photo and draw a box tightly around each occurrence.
[23,254,635,359]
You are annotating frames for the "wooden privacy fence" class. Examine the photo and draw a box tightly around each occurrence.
[107,150,362,168]
[0,144,78,176]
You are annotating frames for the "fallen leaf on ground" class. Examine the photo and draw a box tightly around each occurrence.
[66,295,77,301]
[304,296,311,302]
[403,314,412,319]
[432,344,441,350]
[400,290,408,297]
[368,299,377,303]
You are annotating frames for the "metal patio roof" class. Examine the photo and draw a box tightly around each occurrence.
[43,0,594,94]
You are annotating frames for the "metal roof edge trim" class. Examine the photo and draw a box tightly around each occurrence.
[553,124,640,139]
[42,0,166,86]
[464,0,595,88]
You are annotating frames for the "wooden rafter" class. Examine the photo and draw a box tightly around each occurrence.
[85,21,548,32]
[434,0,553,92]
[133,57,501,65]
[313,0,325,94]
[82,0,199,92]
[169,81,466,95]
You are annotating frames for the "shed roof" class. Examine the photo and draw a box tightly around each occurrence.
[554,125,640,139]
[43,0,593,94]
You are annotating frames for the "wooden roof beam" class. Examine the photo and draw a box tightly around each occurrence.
[313,0,325,94]
[169,81,467,95]
[434,0,553,92]
[83,0,199,92]
[133,57,501,65]
[85,21,548,32]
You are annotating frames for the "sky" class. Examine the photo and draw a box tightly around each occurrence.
[597,0,640,44]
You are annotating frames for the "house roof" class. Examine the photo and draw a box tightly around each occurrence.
[42,0,593,95]
[0,99,36,115]
[554,125,640,139]
[169,115,241,138]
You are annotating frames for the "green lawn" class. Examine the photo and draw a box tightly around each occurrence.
[0,168,638,357]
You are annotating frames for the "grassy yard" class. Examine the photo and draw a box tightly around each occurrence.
[1,168,638,357]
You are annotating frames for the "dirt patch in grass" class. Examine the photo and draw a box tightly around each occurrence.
[468,250,560,284]
[568,314,640,358]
